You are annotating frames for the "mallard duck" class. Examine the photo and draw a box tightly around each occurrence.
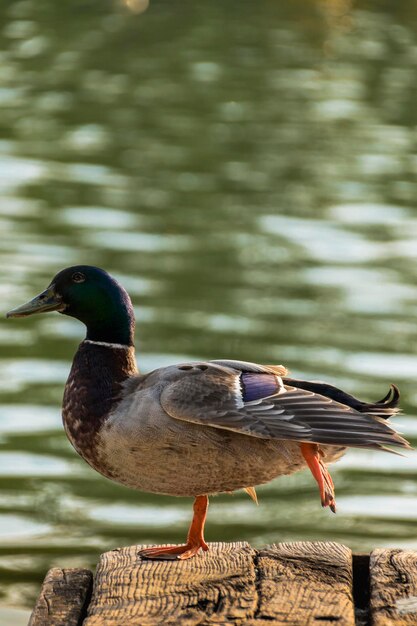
[7,265,409,559]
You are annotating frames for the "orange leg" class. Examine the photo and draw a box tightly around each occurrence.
[139,495,209,560]
[300,443,337,513]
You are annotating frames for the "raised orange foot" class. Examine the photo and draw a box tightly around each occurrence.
[300,443,337,513]
[139,494,209,561]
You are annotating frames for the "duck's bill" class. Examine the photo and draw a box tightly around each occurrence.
[6,285,65,318]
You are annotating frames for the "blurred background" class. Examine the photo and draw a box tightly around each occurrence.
[1,0,417,621]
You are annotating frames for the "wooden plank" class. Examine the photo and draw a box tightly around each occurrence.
[250,541,355,625]
[84,542,257,625]
[370,548,417,625]
[28,568,93,626]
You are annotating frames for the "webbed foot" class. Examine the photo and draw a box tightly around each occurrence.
[139,540,208,560]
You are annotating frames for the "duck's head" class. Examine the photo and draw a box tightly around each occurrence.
[6,265,135,346]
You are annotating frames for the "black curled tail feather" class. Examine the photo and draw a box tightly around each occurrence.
[374,384,399,408]
[282,379,400,419]
[365,384,399,416]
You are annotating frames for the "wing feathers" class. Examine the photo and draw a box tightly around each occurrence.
[159,361,409,451]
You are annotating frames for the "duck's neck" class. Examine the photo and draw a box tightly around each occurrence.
[84,302,135,347]
[62,341,138,462]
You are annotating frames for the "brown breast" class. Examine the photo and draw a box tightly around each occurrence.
[62,340,138,469]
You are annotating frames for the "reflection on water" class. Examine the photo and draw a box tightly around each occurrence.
[0,0,417,616]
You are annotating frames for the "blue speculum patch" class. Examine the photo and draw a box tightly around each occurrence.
[240,373,279,402]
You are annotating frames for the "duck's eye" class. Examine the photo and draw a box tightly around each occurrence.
[72,272,86,283]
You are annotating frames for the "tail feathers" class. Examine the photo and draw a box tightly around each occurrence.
[283,378,409,451]
[283,378,400,419]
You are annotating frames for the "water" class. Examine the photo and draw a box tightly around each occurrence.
[0,0,417,618]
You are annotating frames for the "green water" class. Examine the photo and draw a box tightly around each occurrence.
[1,0,417,618]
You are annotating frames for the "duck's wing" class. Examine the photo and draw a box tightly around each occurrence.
[159,359,409,451]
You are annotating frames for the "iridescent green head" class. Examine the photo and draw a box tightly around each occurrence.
[7,265,135,346]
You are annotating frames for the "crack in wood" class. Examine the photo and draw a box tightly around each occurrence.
[253,550,262,619]
[352,553,370,626]
[389,551,410,586]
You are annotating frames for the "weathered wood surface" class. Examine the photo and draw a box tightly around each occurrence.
[370,548,417,626]
[84,542,257,625]
[251,542,354,625]
[29,543,417,626]
[81,541,355,625]
[28,567,93,626]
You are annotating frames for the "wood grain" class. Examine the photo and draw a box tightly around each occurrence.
[83,542,257,625]
[32,543,417,624]
[250,541,355,625]
[28,567,93,626]
[370,548,417,626]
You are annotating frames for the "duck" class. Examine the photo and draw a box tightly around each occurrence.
[7,265,409,560]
